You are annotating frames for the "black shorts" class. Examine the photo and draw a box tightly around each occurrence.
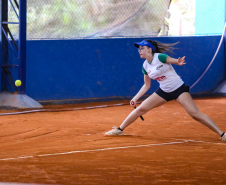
[155,84,190,102]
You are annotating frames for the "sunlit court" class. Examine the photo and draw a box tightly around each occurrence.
[1,0,226,185]
[0,98,226,185]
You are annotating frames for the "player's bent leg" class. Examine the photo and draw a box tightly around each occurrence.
[104,93,167,136]
[176,92,224,137]
[119,93,167,130]
[135,93,167,116]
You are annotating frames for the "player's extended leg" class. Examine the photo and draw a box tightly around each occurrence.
[176,92,225,137]
[105,93,167,136]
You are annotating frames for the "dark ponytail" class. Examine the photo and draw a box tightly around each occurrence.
[144,39,179,54]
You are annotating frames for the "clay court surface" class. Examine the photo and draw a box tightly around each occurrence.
[0,97,226,185]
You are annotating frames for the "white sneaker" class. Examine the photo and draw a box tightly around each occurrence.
[104,126,123,136]
[221,132,226,141]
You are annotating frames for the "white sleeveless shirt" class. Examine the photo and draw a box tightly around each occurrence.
[142,53,184,92]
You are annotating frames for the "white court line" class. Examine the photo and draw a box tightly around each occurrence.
[179,139,226,145]
[0,140,225,161]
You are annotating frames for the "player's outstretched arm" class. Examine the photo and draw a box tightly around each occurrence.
[166,56,186,66]
[130,75,151,107]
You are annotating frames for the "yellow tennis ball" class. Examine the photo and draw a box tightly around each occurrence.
[15,80,22,87]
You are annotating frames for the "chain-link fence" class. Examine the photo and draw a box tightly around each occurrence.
[2,0,225,40]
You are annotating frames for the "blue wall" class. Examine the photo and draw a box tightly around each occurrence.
[22,36,225,102]
[0,43,1,89]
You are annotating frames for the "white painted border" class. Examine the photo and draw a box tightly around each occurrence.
[0,140,225,161]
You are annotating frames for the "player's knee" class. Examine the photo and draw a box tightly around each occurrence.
[189,111,204,121]
[135,107,148,115]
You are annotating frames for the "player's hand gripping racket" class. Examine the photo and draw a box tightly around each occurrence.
[131,101,144,121]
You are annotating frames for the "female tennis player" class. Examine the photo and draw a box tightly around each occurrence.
[105,39,226,141]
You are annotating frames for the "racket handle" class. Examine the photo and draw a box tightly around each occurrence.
[134,106,144,121]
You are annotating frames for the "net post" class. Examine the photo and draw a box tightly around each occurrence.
[1,0,8,91]
[18,0,27,94]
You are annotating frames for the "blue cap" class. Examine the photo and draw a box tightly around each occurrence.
[134,40,155,51]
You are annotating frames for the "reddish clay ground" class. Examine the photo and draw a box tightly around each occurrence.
[0,97,226,185]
